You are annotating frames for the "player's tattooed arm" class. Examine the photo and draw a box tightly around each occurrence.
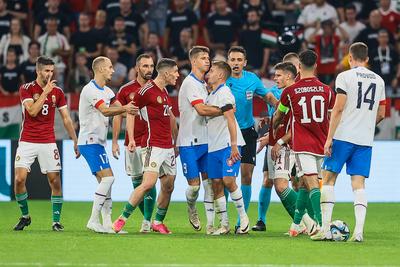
[59,108,80,158]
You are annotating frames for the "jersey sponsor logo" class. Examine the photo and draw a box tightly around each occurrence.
[33,93,40,101]
[157,96,162,104]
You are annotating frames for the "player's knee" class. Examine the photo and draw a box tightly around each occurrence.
[274,183,286,194]
[14,174,26,187]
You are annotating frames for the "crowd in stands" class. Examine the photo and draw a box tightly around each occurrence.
[1,0,400,138]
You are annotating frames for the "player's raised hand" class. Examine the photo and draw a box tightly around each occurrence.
[229,144,241,163]
[127,140,136,152]
[44,76,56,94]
[74,142,80,159]
[124,102,139,115]
[271,143,281,161]
[256,133,269,154]
[324,138,333,157]
[112,142,120,159]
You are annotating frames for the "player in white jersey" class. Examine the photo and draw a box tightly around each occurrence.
[177,46,222,234]
[312,42,386,242]
[205,61,249,235]
[78,56,137,233]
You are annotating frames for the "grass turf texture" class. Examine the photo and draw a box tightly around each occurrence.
[0,201,399,267]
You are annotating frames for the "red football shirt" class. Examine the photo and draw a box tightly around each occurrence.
[117,80,147,146]
[280,77,335,156]
[133,80,173,149]
[269,105,291,147]
[19,81,67,143]
[380,9,400,34]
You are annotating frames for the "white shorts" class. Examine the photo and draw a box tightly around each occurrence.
[125,146,144,178]
[15,141,61,174]
[267,146,295,180]
[142,146,176,176]
[295,153,323,178]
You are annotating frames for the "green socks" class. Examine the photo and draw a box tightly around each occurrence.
[144,186,156,221]
[122,203,136,220]
[51,195,63,222]
[16,192,29,217]
[309,188,322,226]
[279,187,297,219]
[154,206,168,222]
[294,188,308,224]
[306,197,315,221]
[132,178,145,216]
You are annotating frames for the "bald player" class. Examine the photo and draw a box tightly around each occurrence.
[78,56,138,233]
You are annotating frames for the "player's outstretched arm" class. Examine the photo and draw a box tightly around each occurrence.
[126,113,136,152]
[59,108,80,158]
[263,92,279,107]
[193,103,222,117]
[224,108,241,163]
[97,101,138,117]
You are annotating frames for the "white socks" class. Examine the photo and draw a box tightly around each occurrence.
[101,187,112,228]
[354,189,367,236]
[230,188,246,219]
[185,185,200,210]
[321,185,335,232]
[90,176,115,223]
[215,196,229,227]
[202,179,215,227]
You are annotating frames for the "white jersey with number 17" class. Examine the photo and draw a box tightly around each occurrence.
[334,67,385,147]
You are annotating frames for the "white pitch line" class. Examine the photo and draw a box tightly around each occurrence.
[1,264,398,267]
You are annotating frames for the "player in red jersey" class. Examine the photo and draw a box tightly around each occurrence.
[273,50,335,237]
[113,58,179,234]
[111,54,157,233]
[13,56,79,231]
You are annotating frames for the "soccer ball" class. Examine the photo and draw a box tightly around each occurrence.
[330,220,350,241]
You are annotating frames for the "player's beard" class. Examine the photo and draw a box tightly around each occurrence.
[142,72,152,81]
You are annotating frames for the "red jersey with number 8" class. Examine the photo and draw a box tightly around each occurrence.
[133,80,173,148]
[19,81,67,143]
[280,77,335,156]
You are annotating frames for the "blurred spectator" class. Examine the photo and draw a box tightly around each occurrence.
[274,0,301,25]
[34,0,70,40]
[354,9,396,58]
[144,0,168,37]
[37,16,70,88]
[370,29,400,92]
[0,18,30,64]
[238,0,272,23]
[0,48,22,95]
[164,0,198,53]
[6,0,28,21]
[204,0,241,51]
[379,0,400,37]
[20,41,40,83]
[106,46,127,91]
[98,0,121,16]
[67,52,91,93]
[171,28,192,76]
[310,19,341,86]
[92,10,110,48]
[70,13,102,65]
[297,0,338,43]
[336,4,365,44]
[109,0,148,48]
[239,8,269,76]
[0,0,12,40]
[107,17,136,69]
[138,31,166,60]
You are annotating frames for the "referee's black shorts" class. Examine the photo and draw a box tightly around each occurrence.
[240,126,258,165]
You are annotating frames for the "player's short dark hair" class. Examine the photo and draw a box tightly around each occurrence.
[274,62,297,78]
[299,50,317,69]
[28,41,40,49]
[189,46,210,60]
[212,60,232,80]
[156,58,177,72]
[283,52,299,62]
[349,42,368,62]
[36,56,54,67]
[136,53,153,65]
[345,3,356,11]
[227,46,247,59]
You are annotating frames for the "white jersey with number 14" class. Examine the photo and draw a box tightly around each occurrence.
[334,67,385,147]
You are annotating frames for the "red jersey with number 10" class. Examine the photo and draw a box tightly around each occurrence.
[19,81,67,143]
[117,80,147,146]
[280,77,335,156]
[133,80,173,148]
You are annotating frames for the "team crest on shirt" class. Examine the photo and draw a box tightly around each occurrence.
[129,92,135,100]
[51,95,56,107]
[151,162,157,168]
[157,96,162,104]
[16,155,20,161]
[33,93,40,101]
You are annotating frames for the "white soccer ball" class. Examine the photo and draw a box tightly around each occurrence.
[330,220,350,241]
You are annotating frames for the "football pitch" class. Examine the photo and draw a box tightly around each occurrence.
[0,201,399,267]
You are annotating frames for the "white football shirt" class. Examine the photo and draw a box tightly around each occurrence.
[78,80,115,147]
[176,73,209,147]
[206,84,245,152]
[334,67,386,146]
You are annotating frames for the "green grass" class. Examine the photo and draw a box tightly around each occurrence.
[0,201,399,267]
